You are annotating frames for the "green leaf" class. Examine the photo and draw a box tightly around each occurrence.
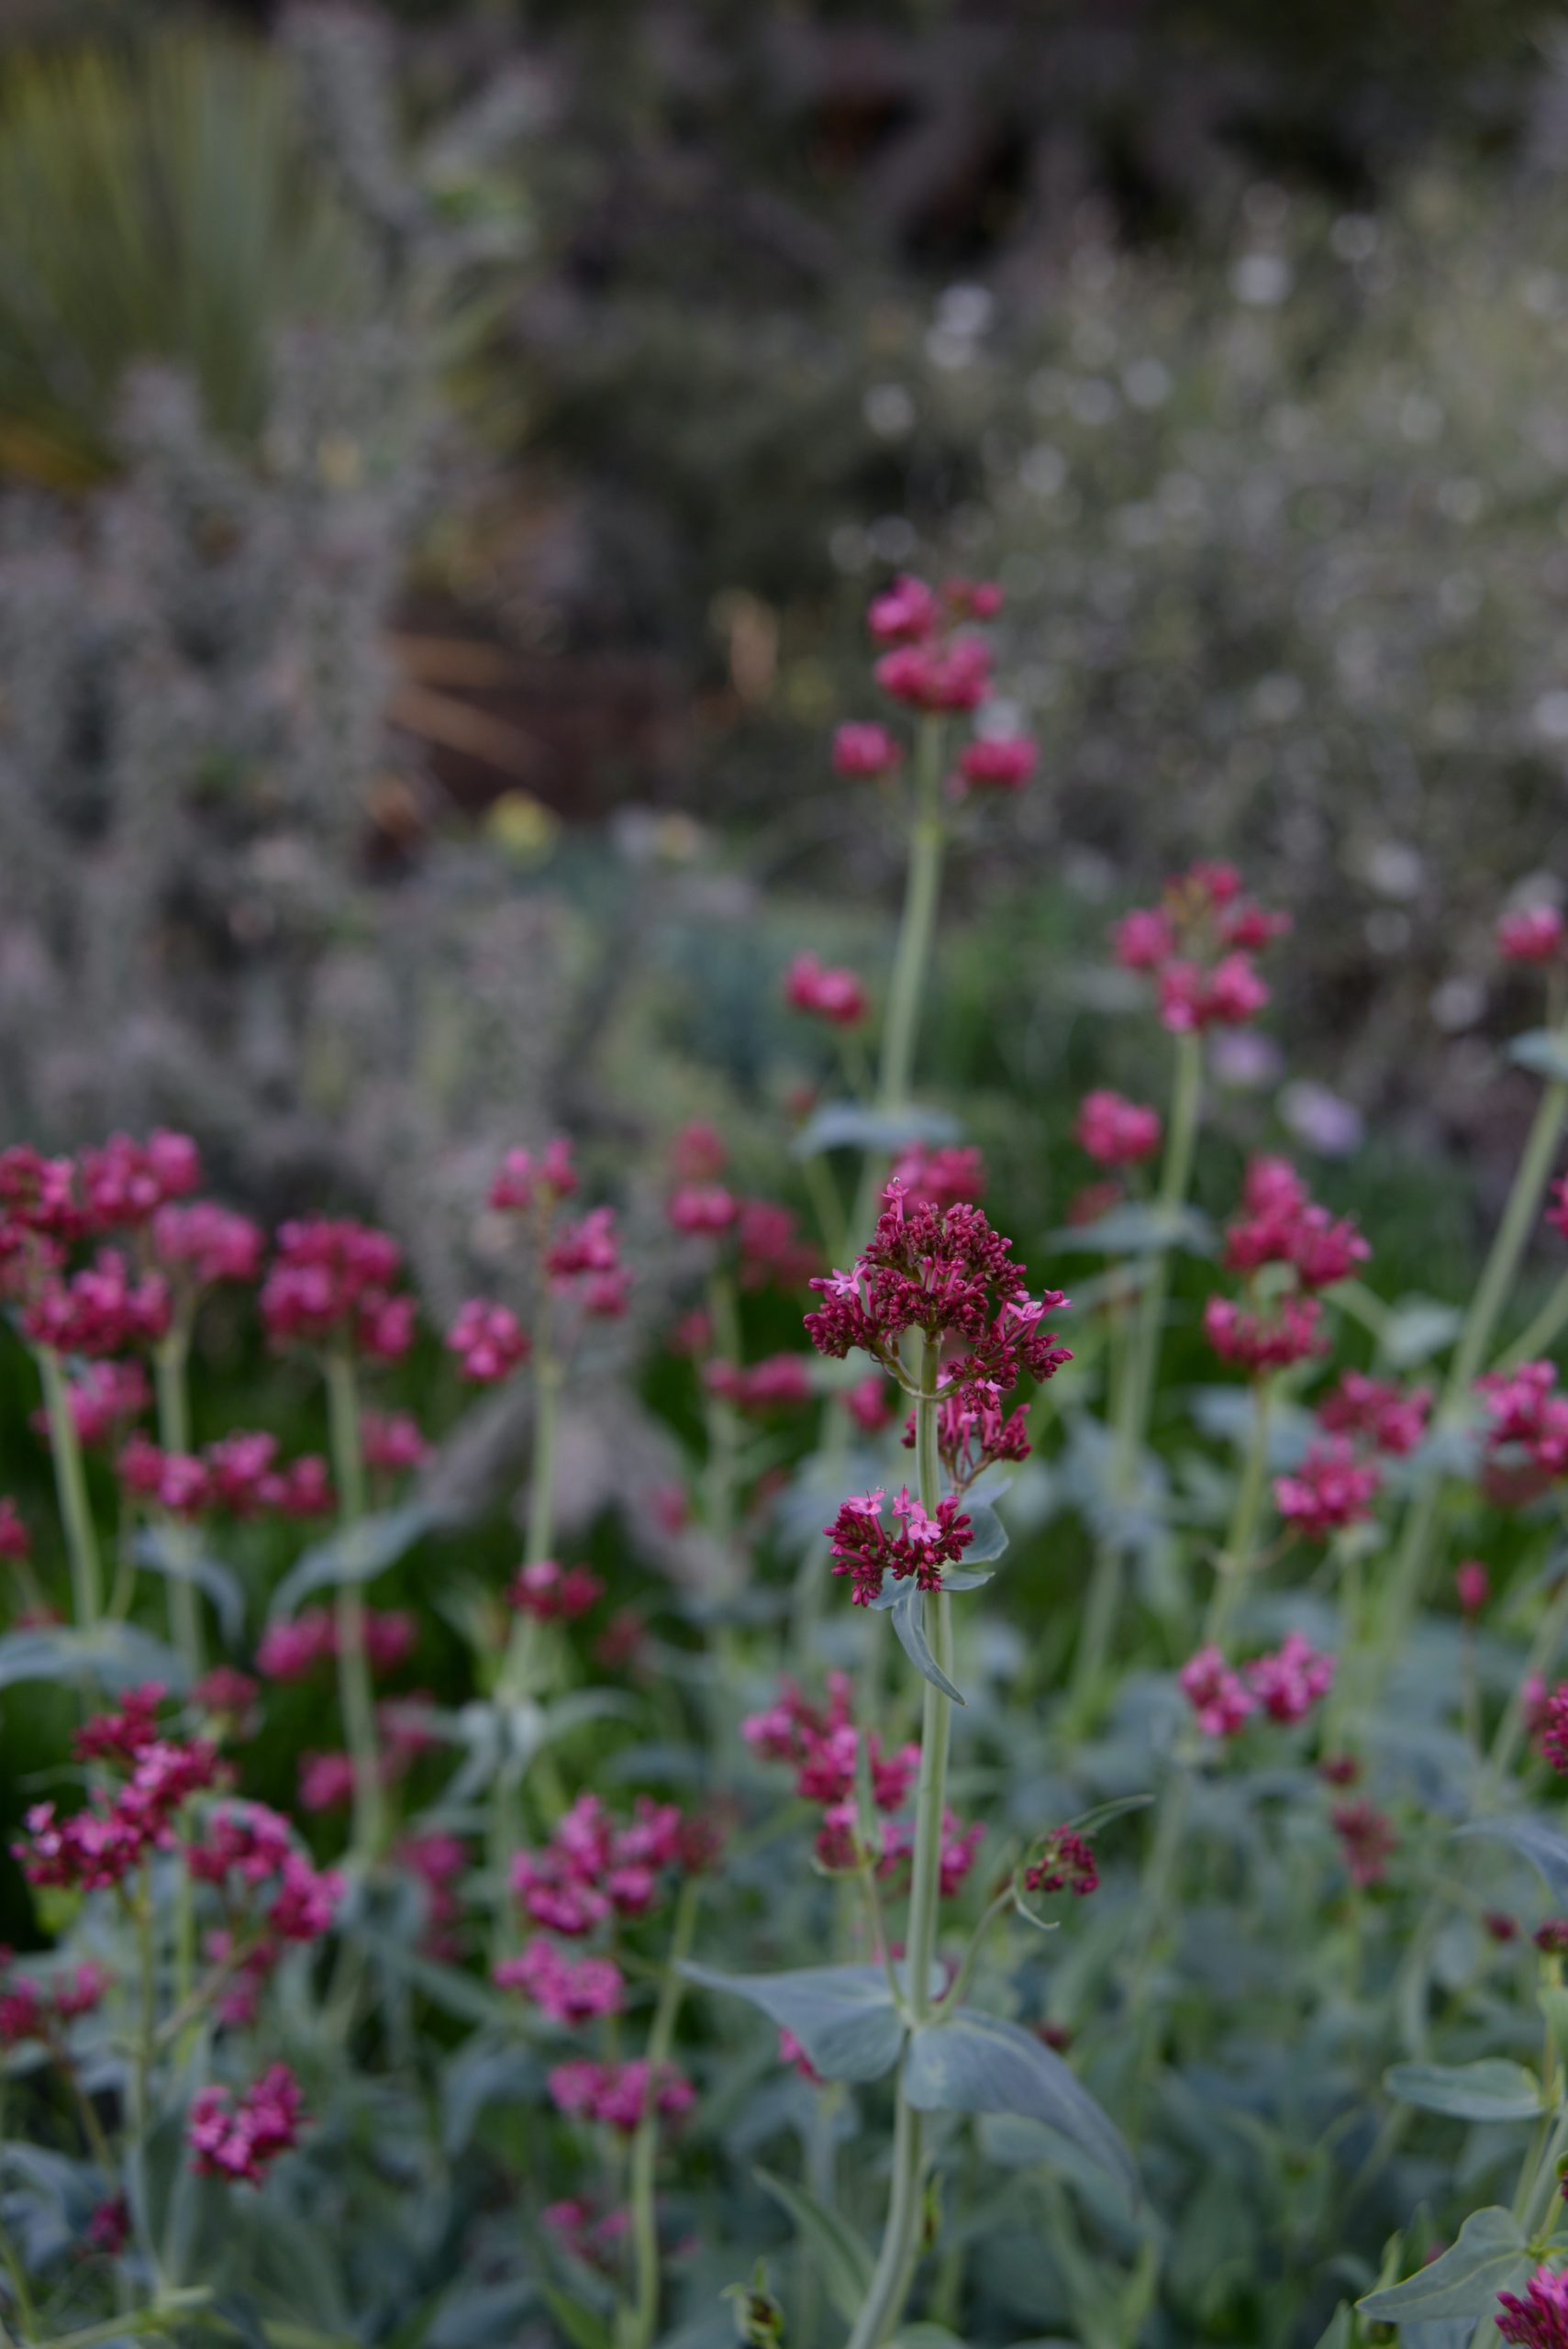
[537,2283,612,2349]
[268,1503,431,1619]
[1385,2059,1543,2122]
[1051,1201,1214,1257]
[890,1588,966,1705]
[1458,1814,1568,1903]
[0,1620,190,1694]
[1310,2310,1352,2349]
[1358,2205,1532,2321]
[680,1961,905,2083]
[962,1501,1009,1564]
[1382,1299,1463,1369]
[904,2010,1136,2199]
[754,2167,875,2323]
[792,1101,961,1161]
[134,1528,246,1646]
[1509,1029,1568,1085]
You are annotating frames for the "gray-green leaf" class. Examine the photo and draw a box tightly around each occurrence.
[680,1961,905,2083]
[904,2010,1136,2199]
[1358,2205,1532,2322]
[754,2167,875,2323]
[890,1587,966,1705]
[1508,1029,1568,1085]
[269,1503,431,1619]
[1384,2059,1543,2122]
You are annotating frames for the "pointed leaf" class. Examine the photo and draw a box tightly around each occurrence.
[962,1501,1009,1565]
[269,1503,431,1619]
[891,1588,965,1706]
[792,1102,961,1161]
[680,1961,905,2083]
[755,2166,875,2323]
[1385,2059,1543,2122]
[134,1529,246,1646]
[904,2010,1136,2199]
[0,1620,190,1694]
[1358,2205,1531,2321]
[1509,1030,1568,1085]
[1458,1814,1568,1903]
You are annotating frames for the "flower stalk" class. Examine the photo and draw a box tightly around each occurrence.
[325,1349,384,1863]
[36,1344,103,1630]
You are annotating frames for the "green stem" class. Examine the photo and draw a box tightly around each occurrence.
[153,1333,201,1675]
[1494,1265,1568,1377]
[1069,1034,1203,1711]
[877,718,947,1118]
[845,1337,950,2349]
[1202,1378,1274,1653]
[624,1879,701,2349]
[324,1352,384,1862]
[36,1347,102,1627]
[1381,1052,1568,1664]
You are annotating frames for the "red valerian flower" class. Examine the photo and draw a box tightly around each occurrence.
[823,1485,973,1607]
[805,1183,1072,1403]
[704,1354,814,1414]
[507,1559,604,1622]
[0,1497,28,1559]
[23,1252,172,1356]
[1222,1156,1371,1290]
[888,1143,986,1209]
[1477,1362,1568,1486]
[784,952,869,1027]
[1498,906,1567,963]
[495,1938,625,2023]
[1204,1293,1326,1374]
[900,1382,1030,1489]
[79,1131,202,1229]
[547,2059,695,2133]
[490,1139,578,1213]
[954,735,1037,795]
[150,1202,264,1291]
[1273,1442,1381,1541]
[1455,1559,1491,1618]
[446,1299,529,1384]
[832,721,904,779]
[1110,863,1288,1033]
[187,2065,306,2185]
[361,1410,430,1474]
[875,637,993,714]
[1497,2266,1568,2346]
[669,1122,728,1185]
[1025,1828,1099,1898]
[1243,1631,1335,1723]
[843,1375,895,1432]
[868,574,940,643]
[261,1220,414,1361]
[735,1199,818,1292]
[1179,1646,1254,1738]
[1331,1798,1396,1887]
[1074,1091,1162,1168]
[667,1184,739,1236]
[1316,1370,1430,1457]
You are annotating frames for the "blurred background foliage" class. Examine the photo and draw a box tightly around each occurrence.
[2,0,1568,1283]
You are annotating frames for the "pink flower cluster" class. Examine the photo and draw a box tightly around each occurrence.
[1497,906,1567,964]
[490,1140,578,1213]
[446,1298,529,1384]
[511,1793,709,1939]
[1478,1361,1568,1492]
[547,2058,695,2134]
[830,576,1035,795]
[506,1558,604,1622]
[150,1201,265,1291]
[361,1409,429,1474]
[0,1497,28,1559]
[0,1954,109,2049]
[805,1182,1072,1408]
[79,1132,202,1227]
[1180,1634,1335,1737]
[1273,1442,1382,1541]
[900,1386,1030,1492]
[785,952,869,1028]
[261,1220,415,1360]
[1497,2268,1568,2348]
[823,1485,973,1607]
[1024,1828,1099,1898]
[256,1606,417,1683]
[1205,1159,1369,1377]
[1315,1369,1430,1457]
[1111,861,1287,1034]
[1330,1798,1396,1888]
[1074,1091,1162,1168]
[495,1937,624,2024]
[22,1251,171,1356]
[50,1360,151,1448]
[118,1431,332,1520]
[889,1143,987,1209]
[704,1354,814,1414]
[187,2065,306,2186]
[17,1689,222,1891]
[185,1802,341,2018]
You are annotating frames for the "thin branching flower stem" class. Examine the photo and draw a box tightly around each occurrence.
[325,1349,384,1864]
[845,1333,951,2349]
[152,1328,200,1675]
[624,1876,702,2349]
[1070,1030,1204,1715]
[1378,1048,1568,1668]
[36,1344,103,1629]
